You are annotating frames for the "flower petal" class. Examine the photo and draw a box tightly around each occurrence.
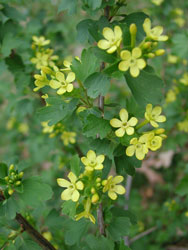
[98,40,110,50]
[110,118,122,128]
[66,72,75,83]
[126,145,135,156]
[150,120,159,128]
[66,84,73,92]
[137,59,146,69]
[76,181,84,190]
[115,127,125,137]
[114,185,126,194]
[56,71,65,82]
[57,178,71,187]
[87,150,96,161]
[61,189,72,200]
[126,126,134,135]
[107,45,117,54]
[103,27,114,41]
[120,50,131,60]
[95,163,103,170]
[135,149,145,160]
[114,25,122,39]
[130,65,140,77]
[49,80,61,89]
[119,108,128,122]
[57,87,66,95]
[118,61,130,71]
[108,191,117,200]
[72,190,80,202]
[152,106,162,115]
[155,115,166,122]
[81,156,89,166]
[96,155,105,164]
[113,175,124,184]
[68,172,77,183]
[132,47,142,58]
[128,117,138,126]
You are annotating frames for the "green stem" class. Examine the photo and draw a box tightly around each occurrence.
[136,119,149,130]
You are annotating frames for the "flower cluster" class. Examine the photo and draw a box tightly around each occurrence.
[41,121,76,146]
[3,164,24,196]
[110,104,166,160]
[97,19,168,77]
[57,150,126,224]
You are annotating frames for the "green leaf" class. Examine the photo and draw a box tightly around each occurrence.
[115,155,136,176]
[1,33,22,57]
[83,114,111,139]
[18,177,53,207]
[85,235,114,250]
[62,200,77,218]
[0,163,8,178]
[118,240,132,250]
[77,19,94,43]
[176,176,188,196]
[36,98,78,125]
[64,219,89,245]
[70,154,80,176]
[71,48,99,82]
[84,72,110,99]
[125,68,163,107]
[18,239,42,250]
[172,32,188,59]
[107,217,131,241]
[58,0,77,14]
[2,196,20,219]
[86,0,102,10]
[92,47,118,63]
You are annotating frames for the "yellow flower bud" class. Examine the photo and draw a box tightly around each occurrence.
[42,231,52,241]
[15,181,21,186]
[4,176,9,182]
[8,189,14,195]
[76,106,87,114]
[96,177,101,183]
[91,188,96,194]
[41,66,53,74]
[155,49,165,56]
[155,128,165,134]
[96,183,101,187]
[129,23,137,35]
[147,53,155,58]
[91,193,99,203]
[18,172,24,179]
[9,164,14,171]
[143,42,152,49]
[185,211,188,217]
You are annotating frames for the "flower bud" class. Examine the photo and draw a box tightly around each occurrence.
[76,106,87,114]
[147,53,155,58]
[152,42,158,48]
[9,164,14,171]
[96,183,101,187]
[129,23,137,35]
[155,49,165,56]
[91,188,96,194]
[41,66,52,75]
[4,176,9,182]
[143,42,152,49]
[91,193,99,203]
[155,128,165,134]
[15,181,21,186]
[18,172,24,179]
[8,188,14,195]
[96,177,101,183]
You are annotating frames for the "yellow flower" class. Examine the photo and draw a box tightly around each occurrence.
[118,47,146,77]
[180,73,188,86]
[7,117,16,130]
[110,108,138,137]
[173,17,185,28]
[49,72,75,95]
[165,89,177,103]
[185,211,188,217]
[143,18,168,41]
[151,0,164,6]
[75,198,96,224]
[173,8,183,16]
[32,36,50,47]
[167,54,178,64]
[81,150,105,171]
[42,232,52,241]
[31,52,49,69]
[102,175,126,200]
[33,70,49,92]
[178,120,188,133]
[41,121,55,134]
[145,104,166,128]
[145,132,162,151]
[97,26,122,54]
[57,172,84,202]
[18,123,29,135]
[126,135,149,160]
[61,131,76,146]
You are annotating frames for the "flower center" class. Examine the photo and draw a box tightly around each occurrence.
[90,161,96,167]
[122,122,127,127]
[130,58,136,65]
[136,144,142,149]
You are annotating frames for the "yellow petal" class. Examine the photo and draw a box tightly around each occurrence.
[113,175,124,184]
[126,145,135,156]
[72,190,80,202]
[76,181,84,190]
[98,39,110,50]
[57,87,66,95]
[66,72,75,83]
[49,80,61,89]
[130,138,138,144]
[66,84,73,92]
[107,45,117,54]
[103,27,114,41]
[137,59,146,69]
[146,103,152,114]
[114,26,122,39]
[89,214,96,224]
[114,185,126,194]
[135,149,145,160]
[115,127,125,137]
[110,118,122,128]
[155,115,166,122]
[108,191,117,200]
[128,117,138,126]
[130,65,140,77]
[126,126,134,135]
[68,172,77,183]
[118,61,130,71]
[152,106,162,115]
[132,47,142,58]
[119,108,128,122]
[81,156,89,166]
[87,150,96,161]
[75,212,85,221]
[150,120,159,128]
[96,155,105,164]
[120,50,131,60]
[61,189,72,200]
[95,163,103,170]
[56,72,65,82]
[158,35,168,41]
[57,178,71,187]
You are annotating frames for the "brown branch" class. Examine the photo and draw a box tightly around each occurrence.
[97,203,106,236]
[0,192,55,250]
[129,226,157,244]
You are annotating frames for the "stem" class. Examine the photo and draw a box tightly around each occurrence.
[0,193,55,250]
[97,203,106,236]
[129,226,157,244]
[124,175,133,246]
[136,119,149,130]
